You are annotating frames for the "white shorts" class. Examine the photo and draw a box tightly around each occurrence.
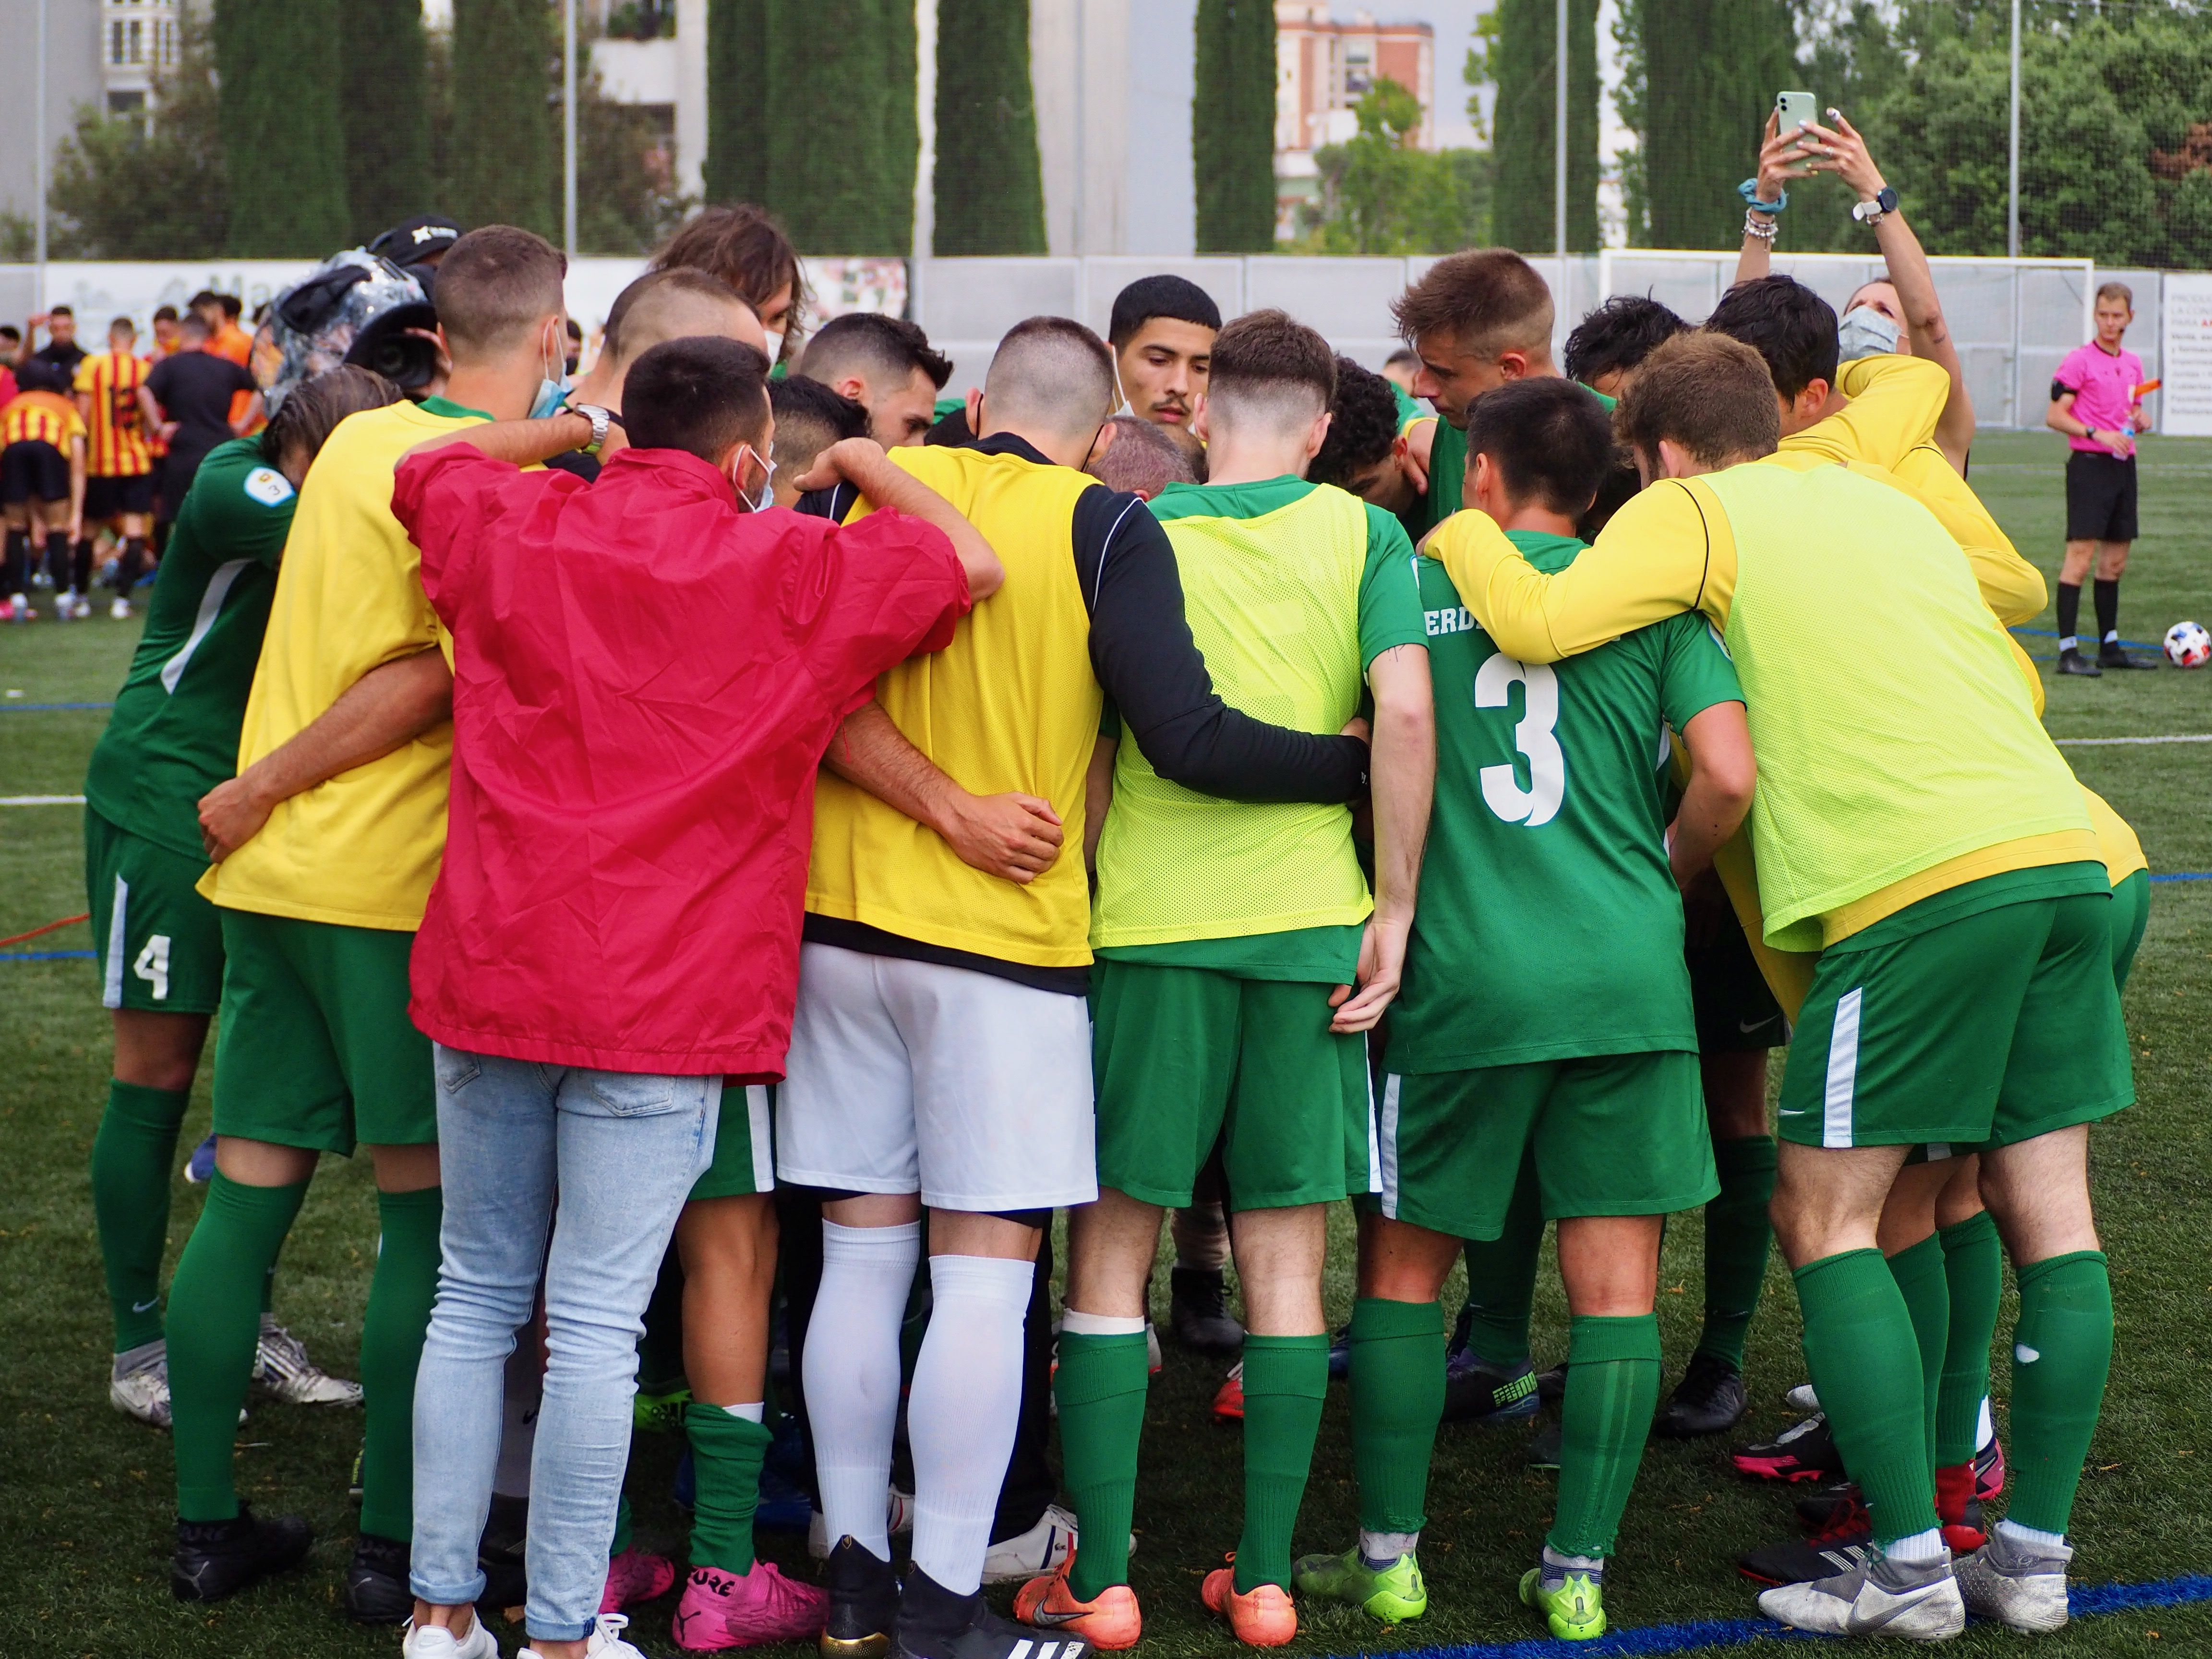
[776,942,1098,1212]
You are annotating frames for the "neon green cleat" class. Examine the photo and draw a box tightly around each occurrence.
[634,1382,692,1433]
[1292,1547,1427,1623]
[1518,1565,1606,1641]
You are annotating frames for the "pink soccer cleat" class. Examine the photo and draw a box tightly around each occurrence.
[601,1545,678,1613]
[673,1561,830,1651]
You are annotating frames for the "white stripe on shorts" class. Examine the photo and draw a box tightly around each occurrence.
[102,875,129,1010]
[1364,1038,1382,1195]
[1379,1073,1403,1217]
[1823,986,1864,1149]
[745,1083,775,1193]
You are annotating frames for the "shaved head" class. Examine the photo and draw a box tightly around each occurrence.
[603,269,764,372]
[983,316,1118,438]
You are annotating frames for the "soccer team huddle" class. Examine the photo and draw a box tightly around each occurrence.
[56,120,2149,1659]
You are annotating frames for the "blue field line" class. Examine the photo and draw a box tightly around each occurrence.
[0,700,115,711]
[0,949,95,962]
[2149,873,2212,883]
[1353,1573,2212,1659]
[2010,626,2164,650]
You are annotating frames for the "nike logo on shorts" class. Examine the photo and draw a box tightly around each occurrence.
[132,1297,159,1313]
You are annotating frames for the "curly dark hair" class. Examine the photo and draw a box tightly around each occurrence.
[1309,356,1402,490]
[1563,294,1689,387]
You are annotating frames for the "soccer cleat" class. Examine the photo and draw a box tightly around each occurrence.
[1327,1323,1350,1379]
[252,1321,363,1406]
[808,1489,917,1560]
[1442,1347,1540,1423]
[1731,1413,1844,1483]
[1933,1462,1987,1554]
[1654,1351,1747,1438]
[602,1544,677,1612]
[403,1614,501,1659]
[1972,1434,2005,1501]
[171,1503,313,1601]
[185,1131,217,1183]
[1212,1360,1245,1422]
[1170,1265,1246,1353]
[2098,643,2161,670]
[1759,1552,1963,1640]
[1519,1563,1605,1641]
[1014,1563,1143,1649]
[523,1612,652,1658]
[1201,1563,1298,1646]
[2056,649,2103,677]
[1955,1528,2070,1633]
[981,1501,1083,1584]
[674,1560,831,1650]
[1536,1362,1567,1405]
[896,1574,1089,1659]
[636,1381,694,1433]
[1527,1419,1562,1471]
[821,1536,901,1659]
[1292,1546,1427,1623]
[343,1530,413,1623]
[1794,1480,1864,1533]
[1783,1382,1819,1413]
[111,1348,173,1428]
[1740,1496,1875,1586]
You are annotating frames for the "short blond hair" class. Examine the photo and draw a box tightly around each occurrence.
[2095,281,2134,310]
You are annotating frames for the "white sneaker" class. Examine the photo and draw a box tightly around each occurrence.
[403,1614,502,1658]
[5,593,31,621]
[807,1489,915,1560]
[110,595,132,619]
[110,1351,173,1428]
[254,1321,364,1405]
[1784,1382,1820,1412]
[982,1502,1078,1583]
[523,1612,647,1658]
[57,589,84,619]
[1759,1553,1964,1640]
[1956,1528,2071,1633]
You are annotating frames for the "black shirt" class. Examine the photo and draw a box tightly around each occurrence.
[147,350,256,483]
[31,340,87,380]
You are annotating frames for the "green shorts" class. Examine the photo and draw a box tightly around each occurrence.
[689,1082,776,1201]
[1091,961,1373,1212]
[1370,1051,1716,1240]
[1779,889,2133,1152]
[2109,869,2150,993]
[85,806,223,1014]
[210,908,436,1154]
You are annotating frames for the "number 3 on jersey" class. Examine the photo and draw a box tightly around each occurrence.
[1475,655,1564,827]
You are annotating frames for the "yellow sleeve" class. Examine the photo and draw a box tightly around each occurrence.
[72,357,97,393]
[1429,480,1730,663]
[1785,354,1948,469]
[1859,450,2047,627]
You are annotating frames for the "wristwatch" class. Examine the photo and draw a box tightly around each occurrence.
[1851,185,1899,225]
[571,402,616,456]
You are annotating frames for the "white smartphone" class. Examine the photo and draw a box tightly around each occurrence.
[1776,90,1818,134]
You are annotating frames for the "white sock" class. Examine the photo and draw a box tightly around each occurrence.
[1996,1518,2068,1555]
[1061,1310,1146,1337]
[805,1219,921,1562]
[723,1401,765,1423]
[908,1253,1034,1594]
[1361,1528,1419,1567]
[1886,1526,1948,1565]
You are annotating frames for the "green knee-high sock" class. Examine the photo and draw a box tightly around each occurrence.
[612,1490,634,1557]
[1459,1152,1543,1366]
[1935,1212,2003,1467]
[2005,1251,2113,1536]
[1234,1334,1329,1593]
[167,1173,308,1520]
[1549,1313,1661,1560]
[358,1186,442,1542]
[1349,1298,1445,1536]
[687,1404,772,1573]
[1887,1234,1950,1474]
[1056,1330,1151,1599]
[1695,1136,1777,1370]
[1794,1249,1937,1546]
[89,1081,192,1352]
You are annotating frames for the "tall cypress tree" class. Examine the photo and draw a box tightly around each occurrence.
[1193,0,1277,252]
[341,0,432,245]
[762,0,912,252]
[1490,0,1599,252]
[883,0,918,253]
[932,0,1046,253]
[449,0,556,237]
[705,0,769,204]
[1641,0,1794,248]
[212,0,350,255]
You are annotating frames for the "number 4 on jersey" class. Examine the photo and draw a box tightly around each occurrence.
[133,934,171,1001]
[1475,655,1564,827]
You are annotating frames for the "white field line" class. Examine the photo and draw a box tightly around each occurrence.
[0,794,87,805]
[2053,735,2212,747]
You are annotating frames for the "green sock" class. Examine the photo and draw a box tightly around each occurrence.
[1234,1334,1329,1592]
[1055,1330,1151,1599]
[1458,1152,1542,1366]
[1694,1136,1776,1370]
[2005,1251,2113,1536]
[1349,1298,1445,1534]
[358,1186,442,1541]
[1549,1313,1661,1560]
[1935,1211,2003,1466]
[612,1490,634,1557]
[1794,1249,1937,1546]
[167,1173,307,1521]
[1887,1233,1950,1473]
[89,1081,192,1352]
[686,1404,771,1573]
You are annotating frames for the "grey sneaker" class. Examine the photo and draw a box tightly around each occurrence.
[1759,1551,1964,1641]
[110,1347,172,1428]
[253,1322,363,1406]
[1956,1528,2071,1633]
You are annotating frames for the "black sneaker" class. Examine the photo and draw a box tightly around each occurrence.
[1527,1418,1562,1470]
[171,1503,313,1602]
[1442,1346,1540,1423]
[822,1535,901,1659]
[2056,649,2103,677]
[342,1531,412,1624]
[2100,643,2161,670]
[1169,1266,1245,1354]
[1654,1351,1748,1438]
[1731,1412,1844,1483]
[896,1562,1089,1659]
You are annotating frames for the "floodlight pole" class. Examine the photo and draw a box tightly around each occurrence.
[1555,0,1568,313]
[35,0,49,310]
[2007,0,2020,258]
[563,0,578,259]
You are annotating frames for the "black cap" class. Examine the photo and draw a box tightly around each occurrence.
[368,215,463,265]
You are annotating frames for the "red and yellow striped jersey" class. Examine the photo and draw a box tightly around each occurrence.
[1,389,87,451]
[73,351,155,477]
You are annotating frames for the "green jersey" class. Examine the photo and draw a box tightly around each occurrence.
[1407,384,1615,539]
[1387,531,1743,1071]
[84,438,295,860]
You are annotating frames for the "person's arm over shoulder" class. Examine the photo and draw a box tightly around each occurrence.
[1076,484,1369,804]
[1429,481,1720,663]
[793,506,972,698]
[1793,354,1947,468]
[1866,450,2044,626]
[392,441,567,609]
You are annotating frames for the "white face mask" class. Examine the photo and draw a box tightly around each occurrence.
[529,321,574,420]
[730,445,775,512]
[1837,306,1901,363]
[760,329,785,365]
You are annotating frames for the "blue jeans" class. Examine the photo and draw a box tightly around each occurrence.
[409,1045,717,1640]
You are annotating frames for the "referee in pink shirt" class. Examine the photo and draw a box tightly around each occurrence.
[2047,281,2156,676]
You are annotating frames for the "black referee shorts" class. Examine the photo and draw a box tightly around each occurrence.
[85,472,156,520]
[0,439,69,506]
[2065,450,2138,543]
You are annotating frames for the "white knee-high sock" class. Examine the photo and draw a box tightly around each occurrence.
[806,1219,922,1562]
[907,1253,1034,1594]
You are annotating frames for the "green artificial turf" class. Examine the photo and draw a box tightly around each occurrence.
[3,429,2210,1656]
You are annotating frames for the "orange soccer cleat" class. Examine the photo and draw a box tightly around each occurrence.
[1202,1562,1298,1647]
[1014,1562,1143,1650]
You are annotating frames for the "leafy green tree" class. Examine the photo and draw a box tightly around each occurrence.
[1298,80,1491,255]
[933,0,1047,253]
[212,0,350,254]
[1193,0,1277,251]
[1482,0,1599,252]
[705,0,769,204]
[449,0,557,237]
[340,0,433,245]
[1620,0,1794,248]
[763,0,913,252]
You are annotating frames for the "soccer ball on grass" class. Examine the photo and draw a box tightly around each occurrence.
[2163,621,2211,669]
